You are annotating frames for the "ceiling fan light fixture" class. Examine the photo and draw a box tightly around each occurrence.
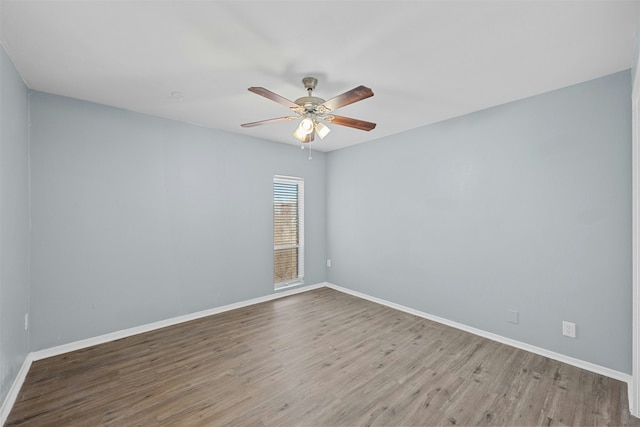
[295,130,314,143]
[293,117,315,141]
[293,128,306,141]
[299,117,314,133]
[315,122,331,139]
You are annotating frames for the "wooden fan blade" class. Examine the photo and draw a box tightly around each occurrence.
[321,85,374,112]
[326,115,376,131]
[241,116,298,127]
[248,87,300,109]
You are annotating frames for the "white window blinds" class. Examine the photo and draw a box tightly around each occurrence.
[273,176,304,288]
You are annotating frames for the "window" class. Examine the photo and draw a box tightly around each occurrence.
[273,175,304,289]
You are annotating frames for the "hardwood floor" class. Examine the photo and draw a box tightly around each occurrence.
[6,287,639,426]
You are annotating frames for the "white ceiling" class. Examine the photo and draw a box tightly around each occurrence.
[1,1,640,152]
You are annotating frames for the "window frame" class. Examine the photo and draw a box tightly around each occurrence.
[273,175,304,289]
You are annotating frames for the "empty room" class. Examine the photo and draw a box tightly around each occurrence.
[2,1,640,425]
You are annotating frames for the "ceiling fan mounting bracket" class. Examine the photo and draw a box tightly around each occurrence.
[302,77,318,92]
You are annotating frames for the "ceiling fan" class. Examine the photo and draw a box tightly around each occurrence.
[241,77,376,143]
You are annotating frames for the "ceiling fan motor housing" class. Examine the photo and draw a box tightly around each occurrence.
[295,96,326,113]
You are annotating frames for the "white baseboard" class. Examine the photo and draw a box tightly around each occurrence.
[31,282,327,361]
[0,354,33,426]
[2,281,634,423]
[326,282,632,386]
[0,282,326,424]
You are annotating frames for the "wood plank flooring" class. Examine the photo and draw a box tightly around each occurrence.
[6,287,639,426]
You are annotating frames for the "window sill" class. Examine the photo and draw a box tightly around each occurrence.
[274,281,305,291]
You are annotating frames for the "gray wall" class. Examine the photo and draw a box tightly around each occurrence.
[327,71,632,373]
[634,23,640,89]
[0,46,30,406]
[2,57,634,387]
[29,92,326,351]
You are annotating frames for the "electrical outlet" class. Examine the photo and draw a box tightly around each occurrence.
[327,259,332,268]
[562,321,576,338]
[507,309,519,324]
[24,313,29,331]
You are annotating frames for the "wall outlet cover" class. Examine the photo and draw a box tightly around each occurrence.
[562,321,576,338]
